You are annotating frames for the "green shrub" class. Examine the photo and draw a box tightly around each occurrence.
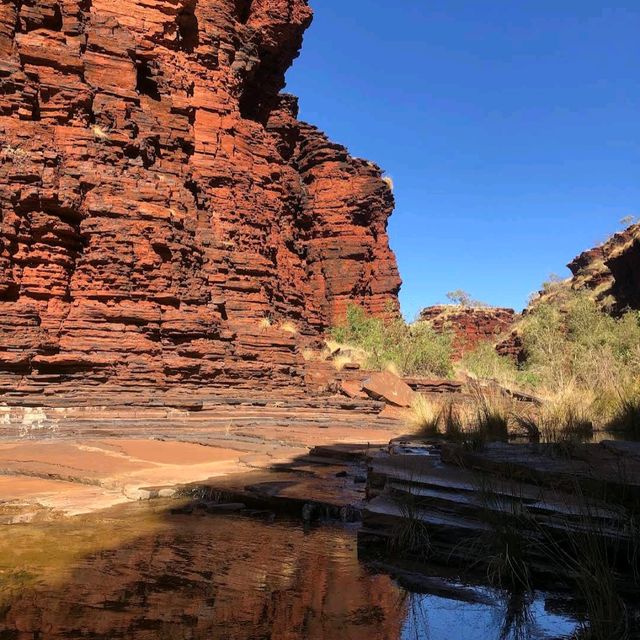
[335,293,640,434]
[330,305,454,378]
[521,293,640,395]
[461,291,640,430]
[460,342,521,387]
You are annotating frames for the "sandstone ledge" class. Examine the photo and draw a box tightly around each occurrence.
[0,391,407,521]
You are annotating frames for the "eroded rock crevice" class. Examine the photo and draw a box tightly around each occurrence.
[176,0,199,52]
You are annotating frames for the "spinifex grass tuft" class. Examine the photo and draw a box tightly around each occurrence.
[442,401,464,441]
[388,493,432,558]
[471,385,509,441]
[607,394,640,440]
[409,395,442,438]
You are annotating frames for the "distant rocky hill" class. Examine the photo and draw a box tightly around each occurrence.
[418,305,516,358]
[508,222,640,321]
[420,224,640,362]
[495,223,640,361]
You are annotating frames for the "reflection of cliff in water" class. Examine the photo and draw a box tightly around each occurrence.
[0,503,405,640]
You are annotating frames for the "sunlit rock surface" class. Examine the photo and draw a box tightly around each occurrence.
[0,0,400,393]
[418,305,516,357]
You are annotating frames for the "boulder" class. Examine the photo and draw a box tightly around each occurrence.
[362,372,416,407]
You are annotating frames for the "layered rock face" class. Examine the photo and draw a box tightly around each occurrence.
[419,305,516,358]
[567,223,640,313]
[0,0,400,392]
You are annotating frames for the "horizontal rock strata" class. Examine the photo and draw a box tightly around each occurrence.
[419,305,516,357]
[0,0,400,393]
[360,440,640,583]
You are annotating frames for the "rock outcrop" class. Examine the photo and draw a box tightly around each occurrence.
[0,0,400,392]
[566,222,640,314]
[495,223,640,362]
[419,305,516,357]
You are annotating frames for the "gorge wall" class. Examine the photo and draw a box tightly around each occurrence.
[0,0,401,392]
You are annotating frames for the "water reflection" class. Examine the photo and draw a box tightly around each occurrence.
[0,502,578,639]
[401,590,577,640]
[0,503,404,640]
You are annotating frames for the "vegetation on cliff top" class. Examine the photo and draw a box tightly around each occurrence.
[330,305,454,378]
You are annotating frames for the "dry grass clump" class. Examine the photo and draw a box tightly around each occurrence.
[92,125,110,140]
[515,386,640,447]
[476,401,509,441]
[280,320,298,335]
[513,389,595,448]
[389,494,432,558]
[324,339,341,354]
[409,390,512,446]
[331,354,353,372]
[258,317,272,330]
[539,388,594,443]
[483,505,533,592]
[385,361,402,377]
[323,342,369,372]
[607,390,640,439]
[442,401,464,440]
[470,385,510,442]
[408,395,442,437]
[301,348,317,362]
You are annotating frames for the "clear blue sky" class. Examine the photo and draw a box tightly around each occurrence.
[285,1,640,320]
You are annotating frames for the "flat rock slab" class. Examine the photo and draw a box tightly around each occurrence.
[441,441,640,494]
[180,463,368,519]
[0,476,126,520]
[0,398,407,519]
[362,372,416,408]
[0,440,258,516]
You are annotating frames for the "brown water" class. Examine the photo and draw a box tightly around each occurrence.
[0,501,578,640]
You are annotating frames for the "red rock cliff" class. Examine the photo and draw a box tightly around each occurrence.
[0,0,400,391]
[419,305,516,358]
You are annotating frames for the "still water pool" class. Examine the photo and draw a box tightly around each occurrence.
[0,501,578,639]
